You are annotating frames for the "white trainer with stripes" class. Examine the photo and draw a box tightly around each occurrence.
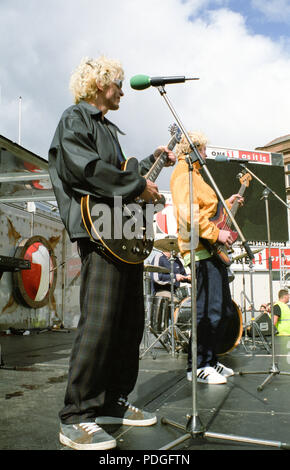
[213,362,234,378]
[187,366,227,384]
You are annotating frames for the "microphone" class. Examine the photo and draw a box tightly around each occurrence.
[214,155,239,163]
[214,155,255,165]
[130,74,199,90]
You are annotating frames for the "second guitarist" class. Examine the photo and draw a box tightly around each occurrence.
[171,130,244,385]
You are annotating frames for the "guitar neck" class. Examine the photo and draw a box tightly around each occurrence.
[230,184,247,218]
[145,134,177,182]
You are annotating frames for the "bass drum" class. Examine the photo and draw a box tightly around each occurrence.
[216,300,243,355]
[173,297,243,355]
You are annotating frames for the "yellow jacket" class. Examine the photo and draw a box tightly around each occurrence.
[273,301,290,336]
[170,156,230,261]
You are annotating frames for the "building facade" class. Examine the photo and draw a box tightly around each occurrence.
[256,135,290,201]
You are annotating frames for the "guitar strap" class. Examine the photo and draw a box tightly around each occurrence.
[198,236,214,256]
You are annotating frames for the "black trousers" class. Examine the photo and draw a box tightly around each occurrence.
[59,240,145,424]
[188,256,235,370]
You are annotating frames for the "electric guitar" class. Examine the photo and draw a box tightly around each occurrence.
[81,124,181,264]
[200,170,252,266]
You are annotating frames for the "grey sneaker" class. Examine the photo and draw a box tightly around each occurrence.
[59,422,116,450]
[95,397,157,426]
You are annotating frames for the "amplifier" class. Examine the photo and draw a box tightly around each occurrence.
[248,312,276,337]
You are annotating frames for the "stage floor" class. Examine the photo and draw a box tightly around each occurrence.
[1,329,290,453]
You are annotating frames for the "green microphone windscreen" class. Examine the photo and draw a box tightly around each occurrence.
[130,74,151,90]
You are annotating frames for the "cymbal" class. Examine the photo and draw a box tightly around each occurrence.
[232,247,264,261]
[154,237,179,253]
[144,264,170,274]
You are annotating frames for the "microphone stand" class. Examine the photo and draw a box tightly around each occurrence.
[155,84,289,450]
[156,87,255,261]
[239,257,271,354]
[238,163,290,391]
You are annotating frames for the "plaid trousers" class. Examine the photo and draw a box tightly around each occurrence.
[59,240,145,424]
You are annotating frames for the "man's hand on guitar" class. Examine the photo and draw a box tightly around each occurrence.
[218,230,234,249]
[153,146,176,167]
[228,194,244,206]
[140,179,162,203]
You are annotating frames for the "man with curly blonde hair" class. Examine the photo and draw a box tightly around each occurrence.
[49,55,175,450]
[171,131,243,385]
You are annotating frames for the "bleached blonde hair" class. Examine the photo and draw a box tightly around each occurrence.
[69,56,125,104]
[175,131,208,157]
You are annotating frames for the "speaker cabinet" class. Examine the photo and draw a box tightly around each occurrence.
[248,312,275,336]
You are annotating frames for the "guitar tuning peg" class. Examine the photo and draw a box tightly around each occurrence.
[168,123,177,132]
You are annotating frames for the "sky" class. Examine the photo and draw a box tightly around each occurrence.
[0,0,290,190]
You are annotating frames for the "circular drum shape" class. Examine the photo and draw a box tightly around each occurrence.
[12,236,57,308]
[176,285,191,301]
[216,300,243,355]
[173,297,243,355]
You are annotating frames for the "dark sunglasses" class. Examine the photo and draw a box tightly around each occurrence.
[113,79,123,89]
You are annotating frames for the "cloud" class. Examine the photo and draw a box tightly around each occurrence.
[252,0,290,23]
[0,0,290,191]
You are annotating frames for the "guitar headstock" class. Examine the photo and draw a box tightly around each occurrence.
[239,170,252,187]
[168,123,182,142]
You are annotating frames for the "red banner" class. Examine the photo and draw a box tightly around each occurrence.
[238,150,271,164]
[265,248,290,270]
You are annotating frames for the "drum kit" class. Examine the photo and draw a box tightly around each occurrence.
[140,236,244,359]
[140,237,190,358]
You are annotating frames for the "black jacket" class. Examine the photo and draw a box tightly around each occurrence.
[48,101,155,241]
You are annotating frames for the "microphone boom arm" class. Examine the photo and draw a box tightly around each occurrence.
[156,85,254,261]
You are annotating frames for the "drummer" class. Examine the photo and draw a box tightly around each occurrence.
[151,250,191,301]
